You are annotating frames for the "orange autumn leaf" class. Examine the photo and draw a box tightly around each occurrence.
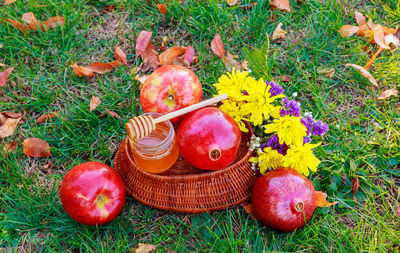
[133,243,156,253]
[70,63,94,77]
[106,109,121,119]
[0,67,13,87]
[226,0,239,6]
[35,112,58,124]
[211,33,225,58]
[85,61,121,74]
[315,191,338,207]
[183,45,195,65]
[4,0,17,4]
[346,63,378,87]
[378,88,398,100]
[354,11,366,26]
[142,42,160,70]
[90,96,101,111]
[135,31,153,59]
[3,19,27,33]
[23,137,52,158]
[271,0,290,12]
[0,113,22,138]
[242,203,256,219]
[272,22,287,40]
[351,176,360,202]
[21,12,41,31]
[42,16,64,29]
[4,142,17,155]
[373,25,390,49]
[339,25,359,37]
[384,34,400,49]
[157,3,167,15]
[223,52,242,72]
[114,46,128,66]
[159,47,186,65]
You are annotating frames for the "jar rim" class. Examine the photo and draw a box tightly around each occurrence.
[131,112,174,153]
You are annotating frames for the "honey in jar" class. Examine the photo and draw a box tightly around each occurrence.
[129,112,179,174]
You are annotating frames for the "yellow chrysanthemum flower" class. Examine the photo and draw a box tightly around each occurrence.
[240,78,284,126]
[282,143,321,176]
[213,69,251,100]
[264,115,307,146]
[249,147,284,174]
[219,100,249,132]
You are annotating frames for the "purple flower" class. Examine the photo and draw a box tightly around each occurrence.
[266,134,288,155]
[280,97,301,117]
[312,120,329,136]
[303,136,311,143]
[260,143,266,150]
[301,115,314,136]
[243,90,249,95]
[266,81,284,97]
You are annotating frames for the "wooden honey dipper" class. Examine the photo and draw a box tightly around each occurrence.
[125,94,228,140]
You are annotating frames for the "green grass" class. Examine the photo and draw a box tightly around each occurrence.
[1,0,399,252]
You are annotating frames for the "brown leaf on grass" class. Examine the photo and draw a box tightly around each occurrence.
[160,36,168,51]
[271,0,290,12]
[0,114,22,138]
[103,4,115,14]
[223,52,242,72]
[351,176,360,202]
[211,33,225,58]
[136,31,153,59]
[135,75,149,85]
[4,0,17,4]
[42,16,64,29]
[241,2,257,9]
[0,67,13,87]
[346,63,378,87]
[23,137,52,157]
[318,67,335,79]
[384,34,400,49]
[354,11,366,26]
[2,112,23,118]
[70,63,94,77]
[157,3,167,15]
[279,75,290,82]
[106,109,121,119]
[242,203,256,219]
[133,243,156,253]
[114,46,128,66]
[21,12,41,31]
[3,19,27,33]
[86,61,121,74]
[241,60,249,70]
[339,25,359,37]
[378,88,398,100]
[159,47,186,65]
[4,142,17,155]
[226,0,239,6]
[142,42,160,70]
[0,114,6,125]
[315,191,338,207]
[373,25,391,49]
[184,46,195,65]
[272,22,287,41]
[36,112,58,124]
[90,96,101,111]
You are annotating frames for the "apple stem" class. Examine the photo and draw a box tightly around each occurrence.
[293,201,304,213]
[209,147,221,161]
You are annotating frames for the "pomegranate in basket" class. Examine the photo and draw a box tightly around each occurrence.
[177,107,241,170]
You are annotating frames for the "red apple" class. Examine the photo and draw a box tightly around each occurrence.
[140,65,202,124]
[60,161,126,225]
[177,107,241,170]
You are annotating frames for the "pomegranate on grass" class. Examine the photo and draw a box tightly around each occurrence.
[177,107,241,170]
[251,168,316,233]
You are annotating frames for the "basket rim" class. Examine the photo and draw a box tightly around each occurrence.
[122,121,254,181]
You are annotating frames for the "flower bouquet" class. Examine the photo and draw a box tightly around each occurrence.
[213,69,328,177]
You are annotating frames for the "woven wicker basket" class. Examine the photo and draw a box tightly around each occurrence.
[113,123,256,213]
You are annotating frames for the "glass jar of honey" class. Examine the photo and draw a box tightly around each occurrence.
[129,112,179,174]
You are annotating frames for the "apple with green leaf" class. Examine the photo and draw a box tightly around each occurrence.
[139,65,202,124]
[60,162,126,225]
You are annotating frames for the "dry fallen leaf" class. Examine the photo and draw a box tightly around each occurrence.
[378,88,398,100]
[315,191,338,207]
[114,46,128,66]
[184,46,195,65]
[4,0,17,4]
[135,75,149,85]
[85,61,121,74]
[351,176,360,202]
[103,4,115,14]
[223,52,242,72]
[160,36,168,51]
[318,67,335,79]
[157,3,167,15]
[280,75,290,82]
[36,112,58,124]
[373,25,391,49]
[3,142,17,155]
[226,0,239,6]
[242,203,256,219]
[23,137,52,158]
[136,31,153,59]
[272,22,287,41]
[211,33,225,58]
[90,96,101,111]
[0,67,13,87]
[159,47,186,65]
[3,19,27,33]
[21,12,38,30]
[271,0,290,12]
[354,11,366,26]
[2,112,23,118]
[0,114,22,138]
[346,63,378,87]
[142,42,160,70]
[133,243,156,253]
[70,63,94,77]
[339,25,359,37]
[384,34,400,49]
[42,16,64,29]
[106,109,121,119]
